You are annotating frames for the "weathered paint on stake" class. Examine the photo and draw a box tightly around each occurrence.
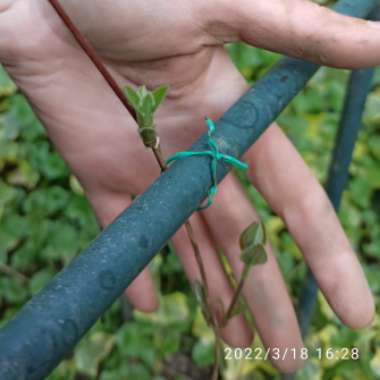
[0,1,377,379]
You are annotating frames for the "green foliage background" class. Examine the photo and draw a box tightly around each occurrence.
[1,42,380,379]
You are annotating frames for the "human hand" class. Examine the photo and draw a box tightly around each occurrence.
[0,0,377,372]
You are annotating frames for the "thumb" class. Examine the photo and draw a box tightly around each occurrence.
[211,0,380,69]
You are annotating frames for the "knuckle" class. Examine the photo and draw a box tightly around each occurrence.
[195,0,240,44]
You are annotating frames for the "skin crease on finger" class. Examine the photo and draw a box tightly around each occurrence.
[0,0,376,372]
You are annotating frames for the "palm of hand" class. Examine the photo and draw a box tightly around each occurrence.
[5,0,241,195]
[1,0,375,373]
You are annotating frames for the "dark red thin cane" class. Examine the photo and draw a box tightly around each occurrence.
[47,0,137,120]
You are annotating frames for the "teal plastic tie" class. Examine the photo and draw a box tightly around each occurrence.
[166,117,248,208]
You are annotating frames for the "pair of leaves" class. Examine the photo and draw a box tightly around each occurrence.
[224,221,268,322]
[124,85,168,128]
[239,221,268,267]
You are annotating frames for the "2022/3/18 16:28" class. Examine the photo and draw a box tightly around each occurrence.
[224,347,360,361]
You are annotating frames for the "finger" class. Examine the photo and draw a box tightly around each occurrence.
[202,174,303,373]
[90,191,159,313]
[244,124,374,328]
[208,0,380,69]
[123,268,158,313]
[171,213,253,348]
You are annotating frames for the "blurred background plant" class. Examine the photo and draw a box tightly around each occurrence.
[1,23,380,380]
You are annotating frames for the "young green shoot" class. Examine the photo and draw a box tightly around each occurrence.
[126,84,220,376]
[124,85,168,148]
[223,220,268,325]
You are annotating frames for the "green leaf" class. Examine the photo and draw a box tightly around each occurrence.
[23,187,69,217]
[141,92,155,116]
[43,222,80,262]
[0,278,28,304]
[6,160,40,189]
[124,86,141,111]
[370,348,380,377]
[152,86,168,112]
[240,243,268,267]
[75,332,115,377]
[192,281,206,307]
[117,322,157,366]
[125,85,168,132]
[137,85,149,101]
[192,308,215,343]
[29,268,54,294]
[239,221,266,250]
[369,135,380,160]
[0,65,15,89]
[192,340,214,368]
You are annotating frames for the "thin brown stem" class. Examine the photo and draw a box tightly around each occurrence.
[48,0,210,302]
[152,147,209,295]
[154,144,221,379]
[223,265,249,326]
[152,146,168,172]
[184,220,209,295]
[48,1,220,374]
[47,0,136,120]
[211,322,222,380]
[153,144,222,379]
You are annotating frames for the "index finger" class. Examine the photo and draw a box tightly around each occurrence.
[208,0,380,69]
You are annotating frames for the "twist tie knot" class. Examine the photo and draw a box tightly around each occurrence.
[166,117,248,209]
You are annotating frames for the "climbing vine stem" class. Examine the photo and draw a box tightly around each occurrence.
[47,0,136,120]
[46,2,270,378]
[47,2,219,374]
